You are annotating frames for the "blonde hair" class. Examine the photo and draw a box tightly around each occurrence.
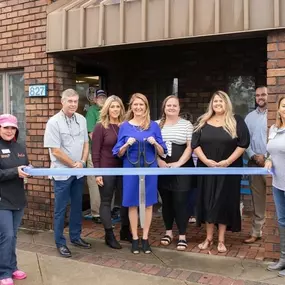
[194,90,237,138]
[125,93,150,130]
[159,95,180,128]
[276,96,285,128]
[99,95,125,128]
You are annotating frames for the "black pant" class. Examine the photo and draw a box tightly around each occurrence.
[99,176,129,229]
[159,188,189,235]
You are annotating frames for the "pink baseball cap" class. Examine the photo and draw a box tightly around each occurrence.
[0,114,18,129]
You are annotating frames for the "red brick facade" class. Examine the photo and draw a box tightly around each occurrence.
[0,0,283,258]
[0,0,75,230]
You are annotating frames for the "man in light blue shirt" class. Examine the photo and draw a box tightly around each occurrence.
[44,89,91,258]
[244,86,268,244]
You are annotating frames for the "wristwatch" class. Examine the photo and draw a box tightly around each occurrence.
[80,160,87,168]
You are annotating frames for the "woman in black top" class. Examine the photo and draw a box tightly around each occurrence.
[191,91,249,253]
[0,114,30,285]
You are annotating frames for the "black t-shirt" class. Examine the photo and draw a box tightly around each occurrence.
[0,138,29,210]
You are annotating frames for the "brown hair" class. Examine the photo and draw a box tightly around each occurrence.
[158,95,180,128]
[276,96,285,128]
[125,93,150,130]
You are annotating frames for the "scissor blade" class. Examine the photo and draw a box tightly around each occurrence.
[139,175,146,228]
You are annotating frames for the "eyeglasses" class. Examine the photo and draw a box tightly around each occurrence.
[64,114,81,140]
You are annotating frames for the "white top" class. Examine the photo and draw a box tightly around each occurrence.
[156,118,193,156]
[267,125,285,191]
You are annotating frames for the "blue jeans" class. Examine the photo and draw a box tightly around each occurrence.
[0,209,24,279]
[53,177,84,247]
[273,187,285,227]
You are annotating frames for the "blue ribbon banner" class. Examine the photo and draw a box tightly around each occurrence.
[24,167,271,176]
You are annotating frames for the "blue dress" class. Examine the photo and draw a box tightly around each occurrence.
[113,121,167,207]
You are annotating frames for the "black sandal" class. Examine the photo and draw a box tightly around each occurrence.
[141,239,152,254]
[160,235,173,246]
[177,240,188,251]
[131,239,140,254]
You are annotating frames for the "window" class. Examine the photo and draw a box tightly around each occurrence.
[0,71,25,143]
[228,76,255,119]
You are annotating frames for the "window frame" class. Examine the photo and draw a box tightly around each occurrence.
[0,70,25,114]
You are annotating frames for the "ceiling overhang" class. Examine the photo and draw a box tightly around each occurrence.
[46,0,285,53]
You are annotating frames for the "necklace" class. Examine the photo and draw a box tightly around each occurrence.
[133,125,144,132]
[110,124,118,137]
[213,116,224,123]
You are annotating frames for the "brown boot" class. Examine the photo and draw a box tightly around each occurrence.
[243,236,261,244]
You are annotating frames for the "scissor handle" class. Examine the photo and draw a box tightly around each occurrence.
[126,139,140,167]
[142,139,157,167]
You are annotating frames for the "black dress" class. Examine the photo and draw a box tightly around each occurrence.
[191,115,250,232]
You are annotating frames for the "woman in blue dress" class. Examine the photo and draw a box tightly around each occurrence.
[113,93,167,254]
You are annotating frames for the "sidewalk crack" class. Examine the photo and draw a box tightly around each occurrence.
[151,251,170,267]
[36,253,45,285]
[236,259,245,278]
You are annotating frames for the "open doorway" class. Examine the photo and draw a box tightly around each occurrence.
[75,74,104,215]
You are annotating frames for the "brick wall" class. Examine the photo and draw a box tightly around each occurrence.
[0,0,76,230]
[265,30,285,259]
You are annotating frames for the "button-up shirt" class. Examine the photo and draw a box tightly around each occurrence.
[244,108,267,159]
[44,111,89,180]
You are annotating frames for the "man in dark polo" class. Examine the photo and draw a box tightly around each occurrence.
[44,88,91,257]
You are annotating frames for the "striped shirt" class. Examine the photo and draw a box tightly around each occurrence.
[156,118,193,156]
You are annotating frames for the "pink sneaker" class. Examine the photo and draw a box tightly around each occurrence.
[0,278,14,285]
[12,270,27,280]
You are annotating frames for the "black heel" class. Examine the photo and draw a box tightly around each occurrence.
[131,239,140,254]
[105,229,122,249]
[120,226,132,243]
[141,239,151,254]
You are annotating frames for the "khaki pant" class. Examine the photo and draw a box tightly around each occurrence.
[248,160,267,237]
[87,154,100,216]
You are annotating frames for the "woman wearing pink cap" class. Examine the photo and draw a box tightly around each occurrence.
[0,114,30,285]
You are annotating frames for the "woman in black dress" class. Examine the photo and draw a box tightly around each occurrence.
[191,91,250,253]
[157,95,194,251]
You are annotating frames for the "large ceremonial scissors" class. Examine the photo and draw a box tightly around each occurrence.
[126,139,157,228]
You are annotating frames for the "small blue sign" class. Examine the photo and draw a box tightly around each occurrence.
[28,84,48,97]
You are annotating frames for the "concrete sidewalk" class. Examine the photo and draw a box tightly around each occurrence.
[16,250,191,285]
[16,230,285,285]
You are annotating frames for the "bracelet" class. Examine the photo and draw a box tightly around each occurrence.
[80,160,86,168]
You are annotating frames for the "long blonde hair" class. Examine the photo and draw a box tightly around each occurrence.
[159,95,180,128]
[276,96,285,128]
[194,90,237,138]
[99,95,125,129]
[125,93,150,130]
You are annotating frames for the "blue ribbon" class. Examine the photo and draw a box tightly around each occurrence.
[23,167,271,176]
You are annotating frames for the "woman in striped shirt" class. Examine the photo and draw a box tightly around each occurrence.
[157,95,194,251]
